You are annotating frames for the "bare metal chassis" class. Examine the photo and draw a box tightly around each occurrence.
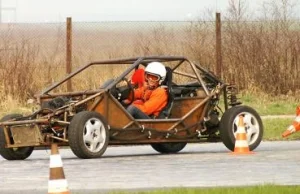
[0,56,228,148]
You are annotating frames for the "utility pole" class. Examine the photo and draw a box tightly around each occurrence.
[215,12,222,79]
[66,17,72,92]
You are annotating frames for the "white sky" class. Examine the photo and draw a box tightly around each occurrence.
[0,0,298,23]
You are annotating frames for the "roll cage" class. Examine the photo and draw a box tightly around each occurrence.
[1,56,235,148]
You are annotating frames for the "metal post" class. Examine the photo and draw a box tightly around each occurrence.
[216,12,222,79]
[66,17,72,92]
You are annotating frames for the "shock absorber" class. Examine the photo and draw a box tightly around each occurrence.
[226,84,242,106]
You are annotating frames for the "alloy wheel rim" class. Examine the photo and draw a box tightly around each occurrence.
[83,117,106,153]
[232,112,260,145]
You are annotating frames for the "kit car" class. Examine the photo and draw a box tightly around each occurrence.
[0,56,263,159]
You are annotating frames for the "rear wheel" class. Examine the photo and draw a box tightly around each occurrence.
[151,142,187,154]
[220,105,263,151]
[0,114,34,160]
[68,111,109,159]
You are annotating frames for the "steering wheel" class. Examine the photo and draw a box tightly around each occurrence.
[111,78,135,106]
[123,78,135,105]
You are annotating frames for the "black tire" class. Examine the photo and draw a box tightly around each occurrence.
[151,142,187,154]
[219,105,263,151]
[68,111,109,159]
[0,114,34,160]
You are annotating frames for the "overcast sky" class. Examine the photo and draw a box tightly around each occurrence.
[0,0,298,23]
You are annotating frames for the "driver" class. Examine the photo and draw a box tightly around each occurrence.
[126,62,168,119]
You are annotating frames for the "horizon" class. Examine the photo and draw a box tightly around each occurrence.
[0,0,299,23]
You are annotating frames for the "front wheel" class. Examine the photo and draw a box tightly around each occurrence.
[151,142,187,154]
[68,111,109,159]
[0,114,34,160]
[219,105,263,151]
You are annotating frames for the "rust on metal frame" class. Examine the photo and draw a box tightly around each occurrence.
[3,126,11,146]
[1,56,224,147]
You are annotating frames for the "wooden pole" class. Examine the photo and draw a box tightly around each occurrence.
[66,17,72,92]
[216,12,223,79]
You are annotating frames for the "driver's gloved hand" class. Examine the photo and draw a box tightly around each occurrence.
[133,100,143,105]
[122,99,131,105]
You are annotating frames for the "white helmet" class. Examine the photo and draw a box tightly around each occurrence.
[145,62,166,84]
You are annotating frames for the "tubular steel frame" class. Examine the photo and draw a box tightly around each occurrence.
[1,56,226,148]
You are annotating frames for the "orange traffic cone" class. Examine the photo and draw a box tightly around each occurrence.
[48,143,70,194]
[232,115,253,154]
[282,105,300,138]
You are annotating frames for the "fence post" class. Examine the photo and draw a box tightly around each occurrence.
[66,17,72,92]
[215,12,222,79]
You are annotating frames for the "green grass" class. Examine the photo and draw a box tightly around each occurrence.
[107,185,300,194]
[217,91,299,116]
[263,118,300,140]
[238,92,299,116]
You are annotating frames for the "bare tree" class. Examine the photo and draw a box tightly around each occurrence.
[226,0,249,20]
[262,0,298,21]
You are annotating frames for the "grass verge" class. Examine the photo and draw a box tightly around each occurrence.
[0,94,32,118]
[108,185,300,194]
[262,117,300,140]
[238,90,299,116]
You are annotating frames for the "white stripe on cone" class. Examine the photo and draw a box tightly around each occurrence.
[235,140,249,147]
[48,179,69,193]
[287,125,296,133]
[237,126,246,133]
[295,116,300,123]
[50,154,63,168]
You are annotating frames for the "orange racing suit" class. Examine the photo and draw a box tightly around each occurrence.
[132,86,168,117]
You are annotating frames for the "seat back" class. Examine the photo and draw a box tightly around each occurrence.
[157,67,174,119]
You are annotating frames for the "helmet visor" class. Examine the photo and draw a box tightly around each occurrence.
[145,73,160,82]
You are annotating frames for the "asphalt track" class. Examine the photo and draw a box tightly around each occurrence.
[0,141,300,194]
